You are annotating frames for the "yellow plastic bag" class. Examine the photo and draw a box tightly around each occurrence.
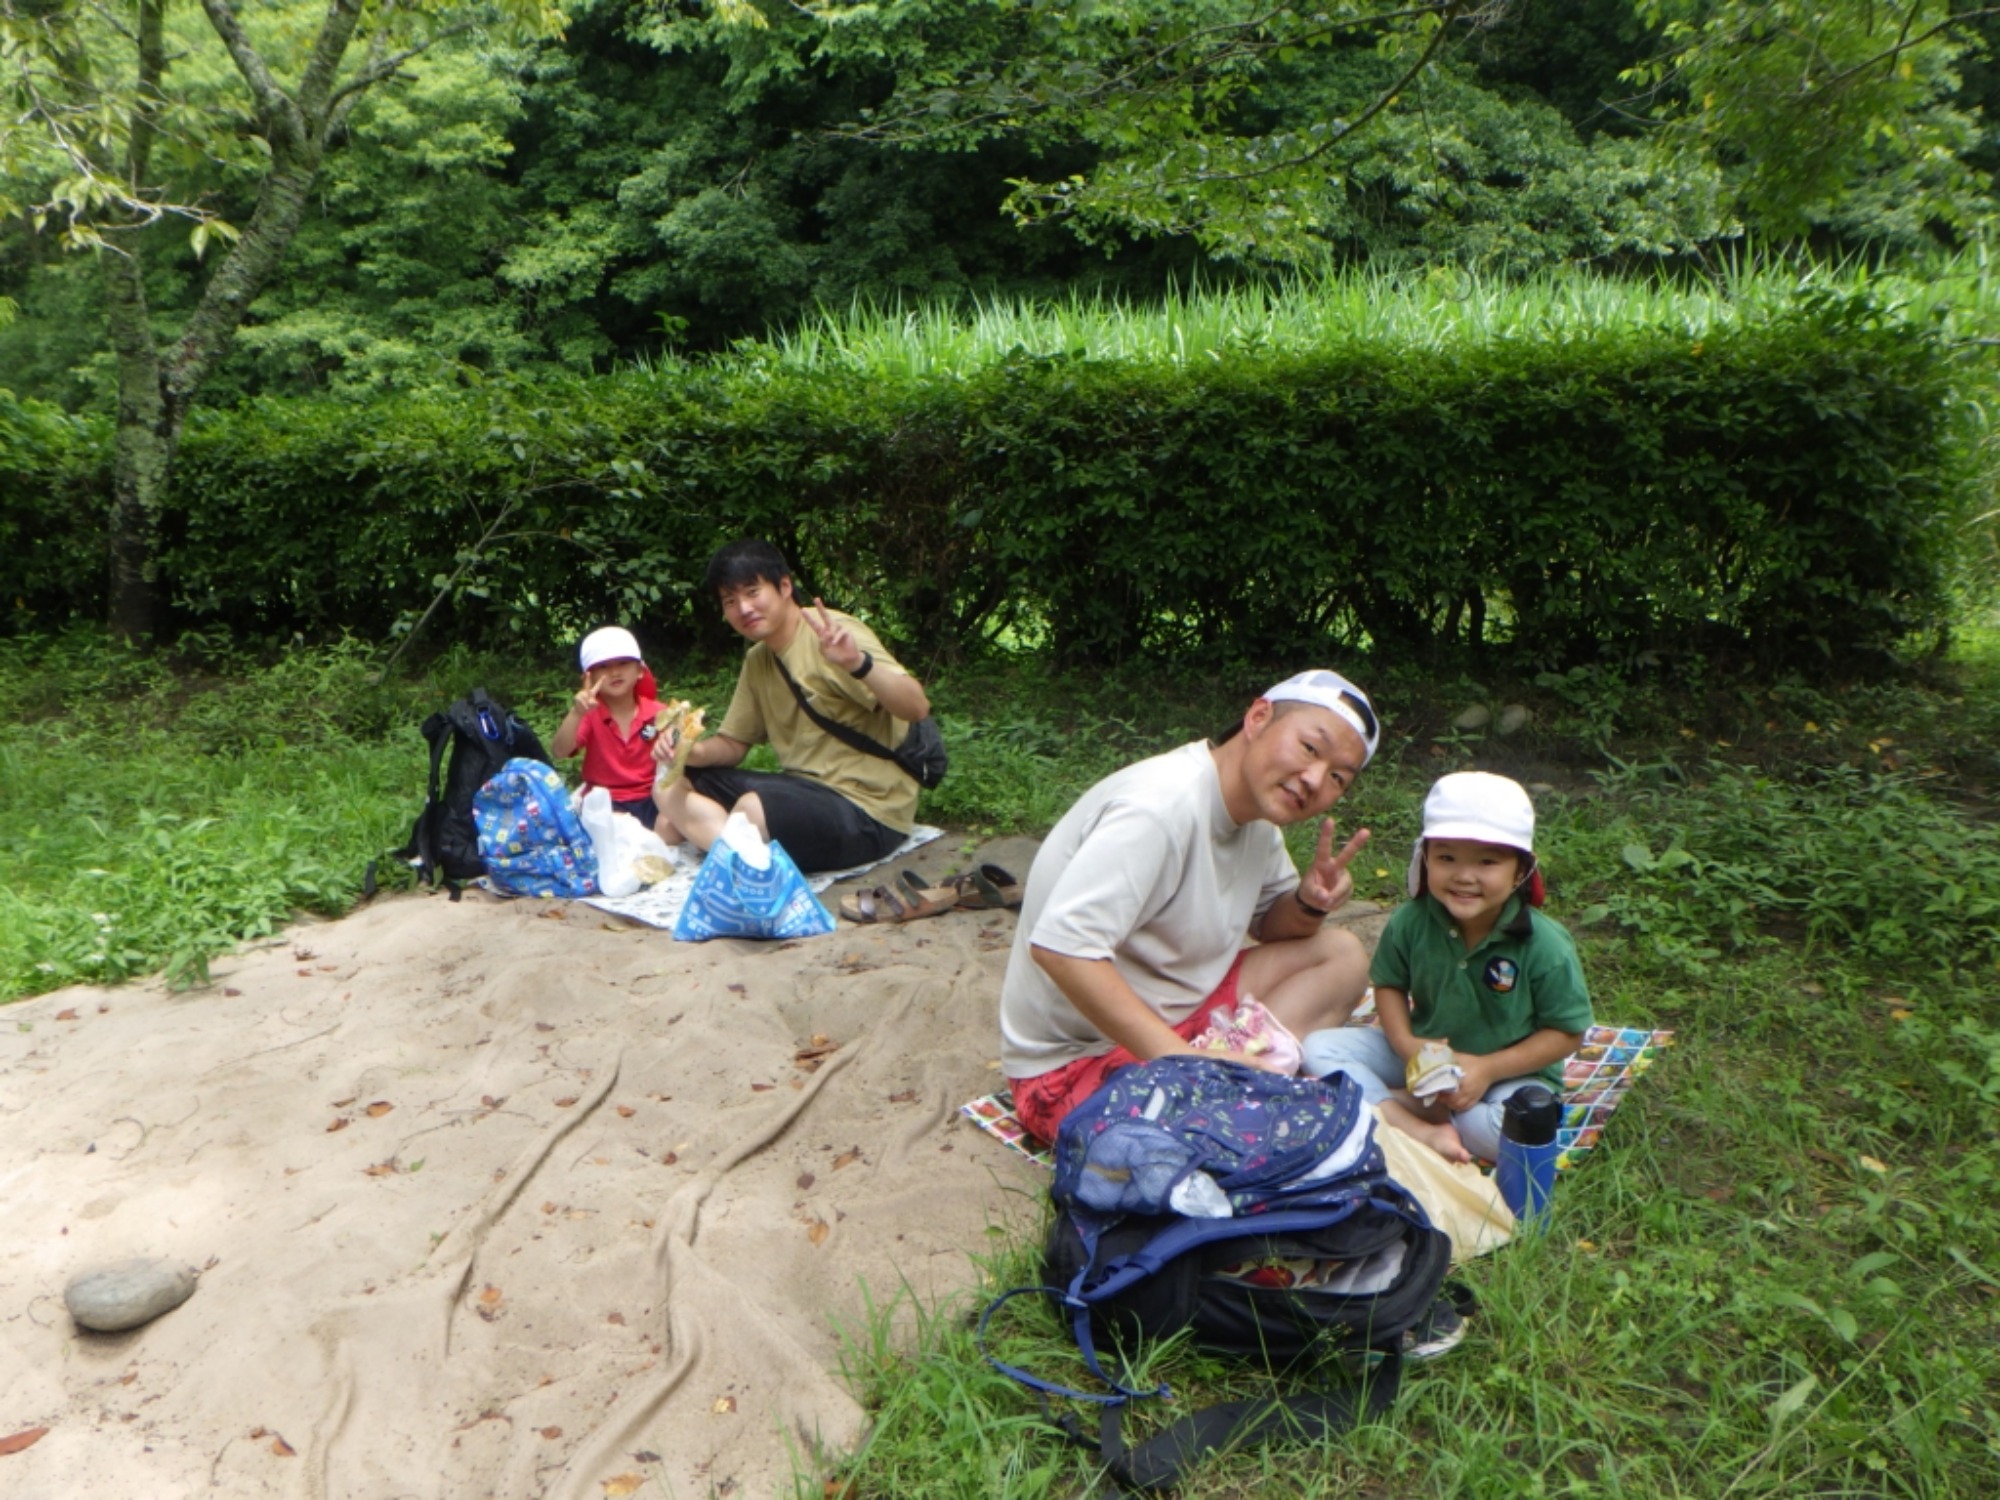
[1373,1106,1516,1263]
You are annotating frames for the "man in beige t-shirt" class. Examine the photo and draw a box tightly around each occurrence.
[1000,671,1380,1142]
[659,540,932,872]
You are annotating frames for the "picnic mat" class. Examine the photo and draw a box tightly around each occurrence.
[0,832,1037,1500]
[960,1023,1675,1172]
[582,824,944,929]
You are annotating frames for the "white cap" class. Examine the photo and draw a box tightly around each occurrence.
[579,626,643,672]
[1407,772,1535,896]
[1261,669,1379,766]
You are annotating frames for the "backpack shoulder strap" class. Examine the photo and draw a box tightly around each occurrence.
[418,710,453,803]
[1097,1350,1404,1494]
[769,652,900,766]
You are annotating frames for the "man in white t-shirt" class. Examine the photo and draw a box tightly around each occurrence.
[999,670,1379,1142]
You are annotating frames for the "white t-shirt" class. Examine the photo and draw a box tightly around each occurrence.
[998,741,1301,1078]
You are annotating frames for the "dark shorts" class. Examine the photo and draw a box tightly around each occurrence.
[684,767,904,874]
[612,795,659,831]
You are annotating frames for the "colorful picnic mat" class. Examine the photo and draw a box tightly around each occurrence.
[960,1022,1674,1171]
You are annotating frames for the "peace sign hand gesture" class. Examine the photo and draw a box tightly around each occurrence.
[804,597,865,673]
[1298,818,1370,916]
[571,668,603,717]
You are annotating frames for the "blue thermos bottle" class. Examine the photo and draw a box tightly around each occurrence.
[1495,1084,1562,1222]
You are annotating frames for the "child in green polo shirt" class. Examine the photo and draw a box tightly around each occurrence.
[1301,771,1592,1164]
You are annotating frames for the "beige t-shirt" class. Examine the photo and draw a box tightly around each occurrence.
[998,741,1301,1078]
[716,612,918,833]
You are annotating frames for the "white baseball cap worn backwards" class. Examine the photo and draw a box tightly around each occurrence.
[1407,771,1536,897]
[1262,669,1380,766]
[579,626,643,672]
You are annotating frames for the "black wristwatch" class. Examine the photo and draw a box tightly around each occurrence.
[1294,888,1331,919]
[849,650,875,679]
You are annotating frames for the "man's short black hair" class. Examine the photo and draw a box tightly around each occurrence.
[704,539,792,596]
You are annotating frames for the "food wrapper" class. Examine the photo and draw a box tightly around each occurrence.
[1191,997,1304,1076]
[652,700,707,792]
[1406,1038,1464,1099]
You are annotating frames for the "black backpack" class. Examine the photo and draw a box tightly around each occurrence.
[982,1057,1457,1494]
[381,689,550,898]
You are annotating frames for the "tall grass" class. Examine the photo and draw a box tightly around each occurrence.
[755,250,2000,379]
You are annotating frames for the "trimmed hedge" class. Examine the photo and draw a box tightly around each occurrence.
[0,293,1967,670]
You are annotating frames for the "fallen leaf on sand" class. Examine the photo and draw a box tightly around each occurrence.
[272,1436,297,1457]
[0,1426,49,1456]
[712,1395,737,1414]
[603,1475,646,1497]
[332,1097,356,1108]
[797,1172,815,1190]
[832,1148,862,1171]
[249,1427,267,1439]
[750,1082,774,1092]
[727,983,746,996]
[616,1105,636,1118]
[607,1312,625,1326]
[554,1096,579,1108]
[807,1218,830,1246]
[887,1089,917,1104]
[56,1009,77,1021]
[365,1101,394,1118]
[535,1021,556,1032]
[661,1151,679,1166]
[222,987,243,997]
[326,1118,349,1133]
[362,1159,397,1176]
[479,1285,503,1306]
[633,1449,661,1463]
[482,1094,502,1109]
[540,1426,563,1440]
[541,1202,559,1215]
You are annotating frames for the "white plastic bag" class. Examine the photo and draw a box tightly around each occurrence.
[577,787,677,898]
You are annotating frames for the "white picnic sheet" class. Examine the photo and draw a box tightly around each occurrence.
[582,825,945,929]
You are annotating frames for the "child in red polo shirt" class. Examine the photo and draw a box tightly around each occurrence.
[551,626,674,830]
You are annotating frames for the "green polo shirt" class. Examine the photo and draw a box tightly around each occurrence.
[1369,894,1593,1087]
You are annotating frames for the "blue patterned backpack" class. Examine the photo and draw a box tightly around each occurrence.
[472,759,599,898]
[982,1056,1456,1493]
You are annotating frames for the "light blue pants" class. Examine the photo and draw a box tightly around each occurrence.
[1300,1025,1545,1162]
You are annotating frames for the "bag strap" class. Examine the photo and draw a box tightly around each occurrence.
[769,651,905,769]
[1096,1350,1404,1494]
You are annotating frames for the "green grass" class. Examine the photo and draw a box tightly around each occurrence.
[3,628,1998,1495]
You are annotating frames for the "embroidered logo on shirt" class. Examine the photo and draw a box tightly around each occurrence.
[1483,957,1519,993]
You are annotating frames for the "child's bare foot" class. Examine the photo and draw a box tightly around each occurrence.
[1379,1099,1473,1164]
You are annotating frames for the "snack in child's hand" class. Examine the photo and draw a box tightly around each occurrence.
[1405,1038,1464,1099]
[653,700,706,790]
[1191,996,1304,1076]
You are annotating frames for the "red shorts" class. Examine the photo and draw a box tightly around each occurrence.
[1007,952,1247,1145]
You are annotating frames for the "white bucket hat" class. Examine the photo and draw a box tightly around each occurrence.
[1406,771,1535,897]
[579,626,643,672]
[1261,669,1380,766]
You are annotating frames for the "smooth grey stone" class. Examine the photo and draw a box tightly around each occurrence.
[64,1257,198,1332]
[1496,703,1533,736]
[1450,704,1492,732]
[1528,782,1556,796]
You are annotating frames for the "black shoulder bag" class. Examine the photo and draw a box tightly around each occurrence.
[769,653,948,790]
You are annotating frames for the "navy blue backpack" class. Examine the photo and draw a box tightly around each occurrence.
[982,1056,1455,1493]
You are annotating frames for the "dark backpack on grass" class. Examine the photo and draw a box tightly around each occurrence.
[982,1057,1454,1494]
[388,689,550,896]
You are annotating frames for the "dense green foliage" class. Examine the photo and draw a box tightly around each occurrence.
[0,284,1967,674]
[6,1,1998,404]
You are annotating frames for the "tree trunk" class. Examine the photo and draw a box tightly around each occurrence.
[104,248,171,642]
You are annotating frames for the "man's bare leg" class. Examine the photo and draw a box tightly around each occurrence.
[1377,1097,1472,1164]
[1236,923,1370,1038]
[658,779,769,854]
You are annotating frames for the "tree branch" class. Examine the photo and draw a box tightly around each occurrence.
[196,0,300,140]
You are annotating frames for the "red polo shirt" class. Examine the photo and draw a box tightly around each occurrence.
[573,697,663,801]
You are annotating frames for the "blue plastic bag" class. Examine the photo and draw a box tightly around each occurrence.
[474,758,599,898]
[673,814,834,942]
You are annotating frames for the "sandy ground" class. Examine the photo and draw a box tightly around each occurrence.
[0,836,1052,1500]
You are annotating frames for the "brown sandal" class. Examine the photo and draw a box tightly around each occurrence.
[839,875,955,924]
[951,864,1024,911]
